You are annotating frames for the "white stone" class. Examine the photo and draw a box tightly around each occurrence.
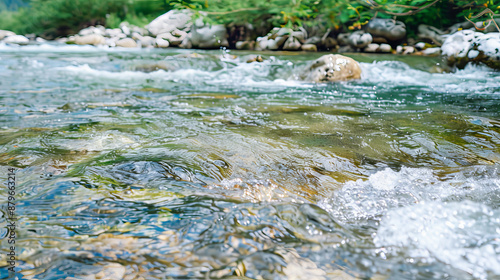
[0,30,16,40]
[415,42,426,50]
[3,35,29,45]
[283,36,301,50]
[137,35,155,48]
[157,30,187,46]
[120,25,130,36]
[79,26,105,36]
[147,10,193,36]
[475,32,500,58]
[301,44,317,52]
[155,37,170,48]
[105,28,124,37]
[379,43,392,53]
[179,35,192,49]
[441,30,478,57]
[364,43,379,53]
[402,46,415,55]
[116,38,137,48]
[423,47,441,56]
[468,49,480,59]
[348,31,372,48]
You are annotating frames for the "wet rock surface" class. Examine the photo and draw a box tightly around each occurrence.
[365,18,406,42]
[300,54,362,82]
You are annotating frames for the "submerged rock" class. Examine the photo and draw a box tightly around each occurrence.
[365,18,406,41]
[245,55,265,63]
[300,54,361,83]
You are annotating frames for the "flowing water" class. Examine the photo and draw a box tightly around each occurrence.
[0,43,499,280]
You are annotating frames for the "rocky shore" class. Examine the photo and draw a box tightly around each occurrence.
[1,10,500,71]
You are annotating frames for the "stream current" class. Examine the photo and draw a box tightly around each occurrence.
[0,43,500,279]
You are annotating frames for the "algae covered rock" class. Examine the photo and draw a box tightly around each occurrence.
[300,54,361,83]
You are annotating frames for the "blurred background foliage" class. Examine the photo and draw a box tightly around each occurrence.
[0,0,498,38]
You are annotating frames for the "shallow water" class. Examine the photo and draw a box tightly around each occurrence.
[0,42,499,280]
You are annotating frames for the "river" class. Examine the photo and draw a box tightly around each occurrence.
[0,43,499,279]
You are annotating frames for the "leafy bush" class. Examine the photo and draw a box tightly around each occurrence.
[169,0,500,34]
[0,0,499,39]
[0,0,167,38]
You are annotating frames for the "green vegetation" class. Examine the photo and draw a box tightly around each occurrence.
[171,0,499,32]
[0,0,167,38]
[0,0,499,38]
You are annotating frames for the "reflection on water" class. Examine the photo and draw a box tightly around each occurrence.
[0,43,500,279]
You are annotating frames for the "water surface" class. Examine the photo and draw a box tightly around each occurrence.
[0,43,499,279]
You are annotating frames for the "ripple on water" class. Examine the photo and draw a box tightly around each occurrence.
[1,45,500,279]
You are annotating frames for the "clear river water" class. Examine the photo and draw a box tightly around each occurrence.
[0,43,499,280]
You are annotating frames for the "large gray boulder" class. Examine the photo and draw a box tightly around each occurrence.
[146,10,193,36]
[365,18,406,41]
[418,24,447,45]
[190,18,228,48]
[300,54,362,83]
[441,30,500,69]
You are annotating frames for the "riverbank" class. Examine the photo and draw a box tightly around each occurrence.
[1,9,500,72]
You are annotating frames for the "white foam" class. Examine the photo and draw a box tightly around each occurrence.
[320,166,500,223]
[56,61,311,88]
[359,60,500,94]
[375,201,500,279]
